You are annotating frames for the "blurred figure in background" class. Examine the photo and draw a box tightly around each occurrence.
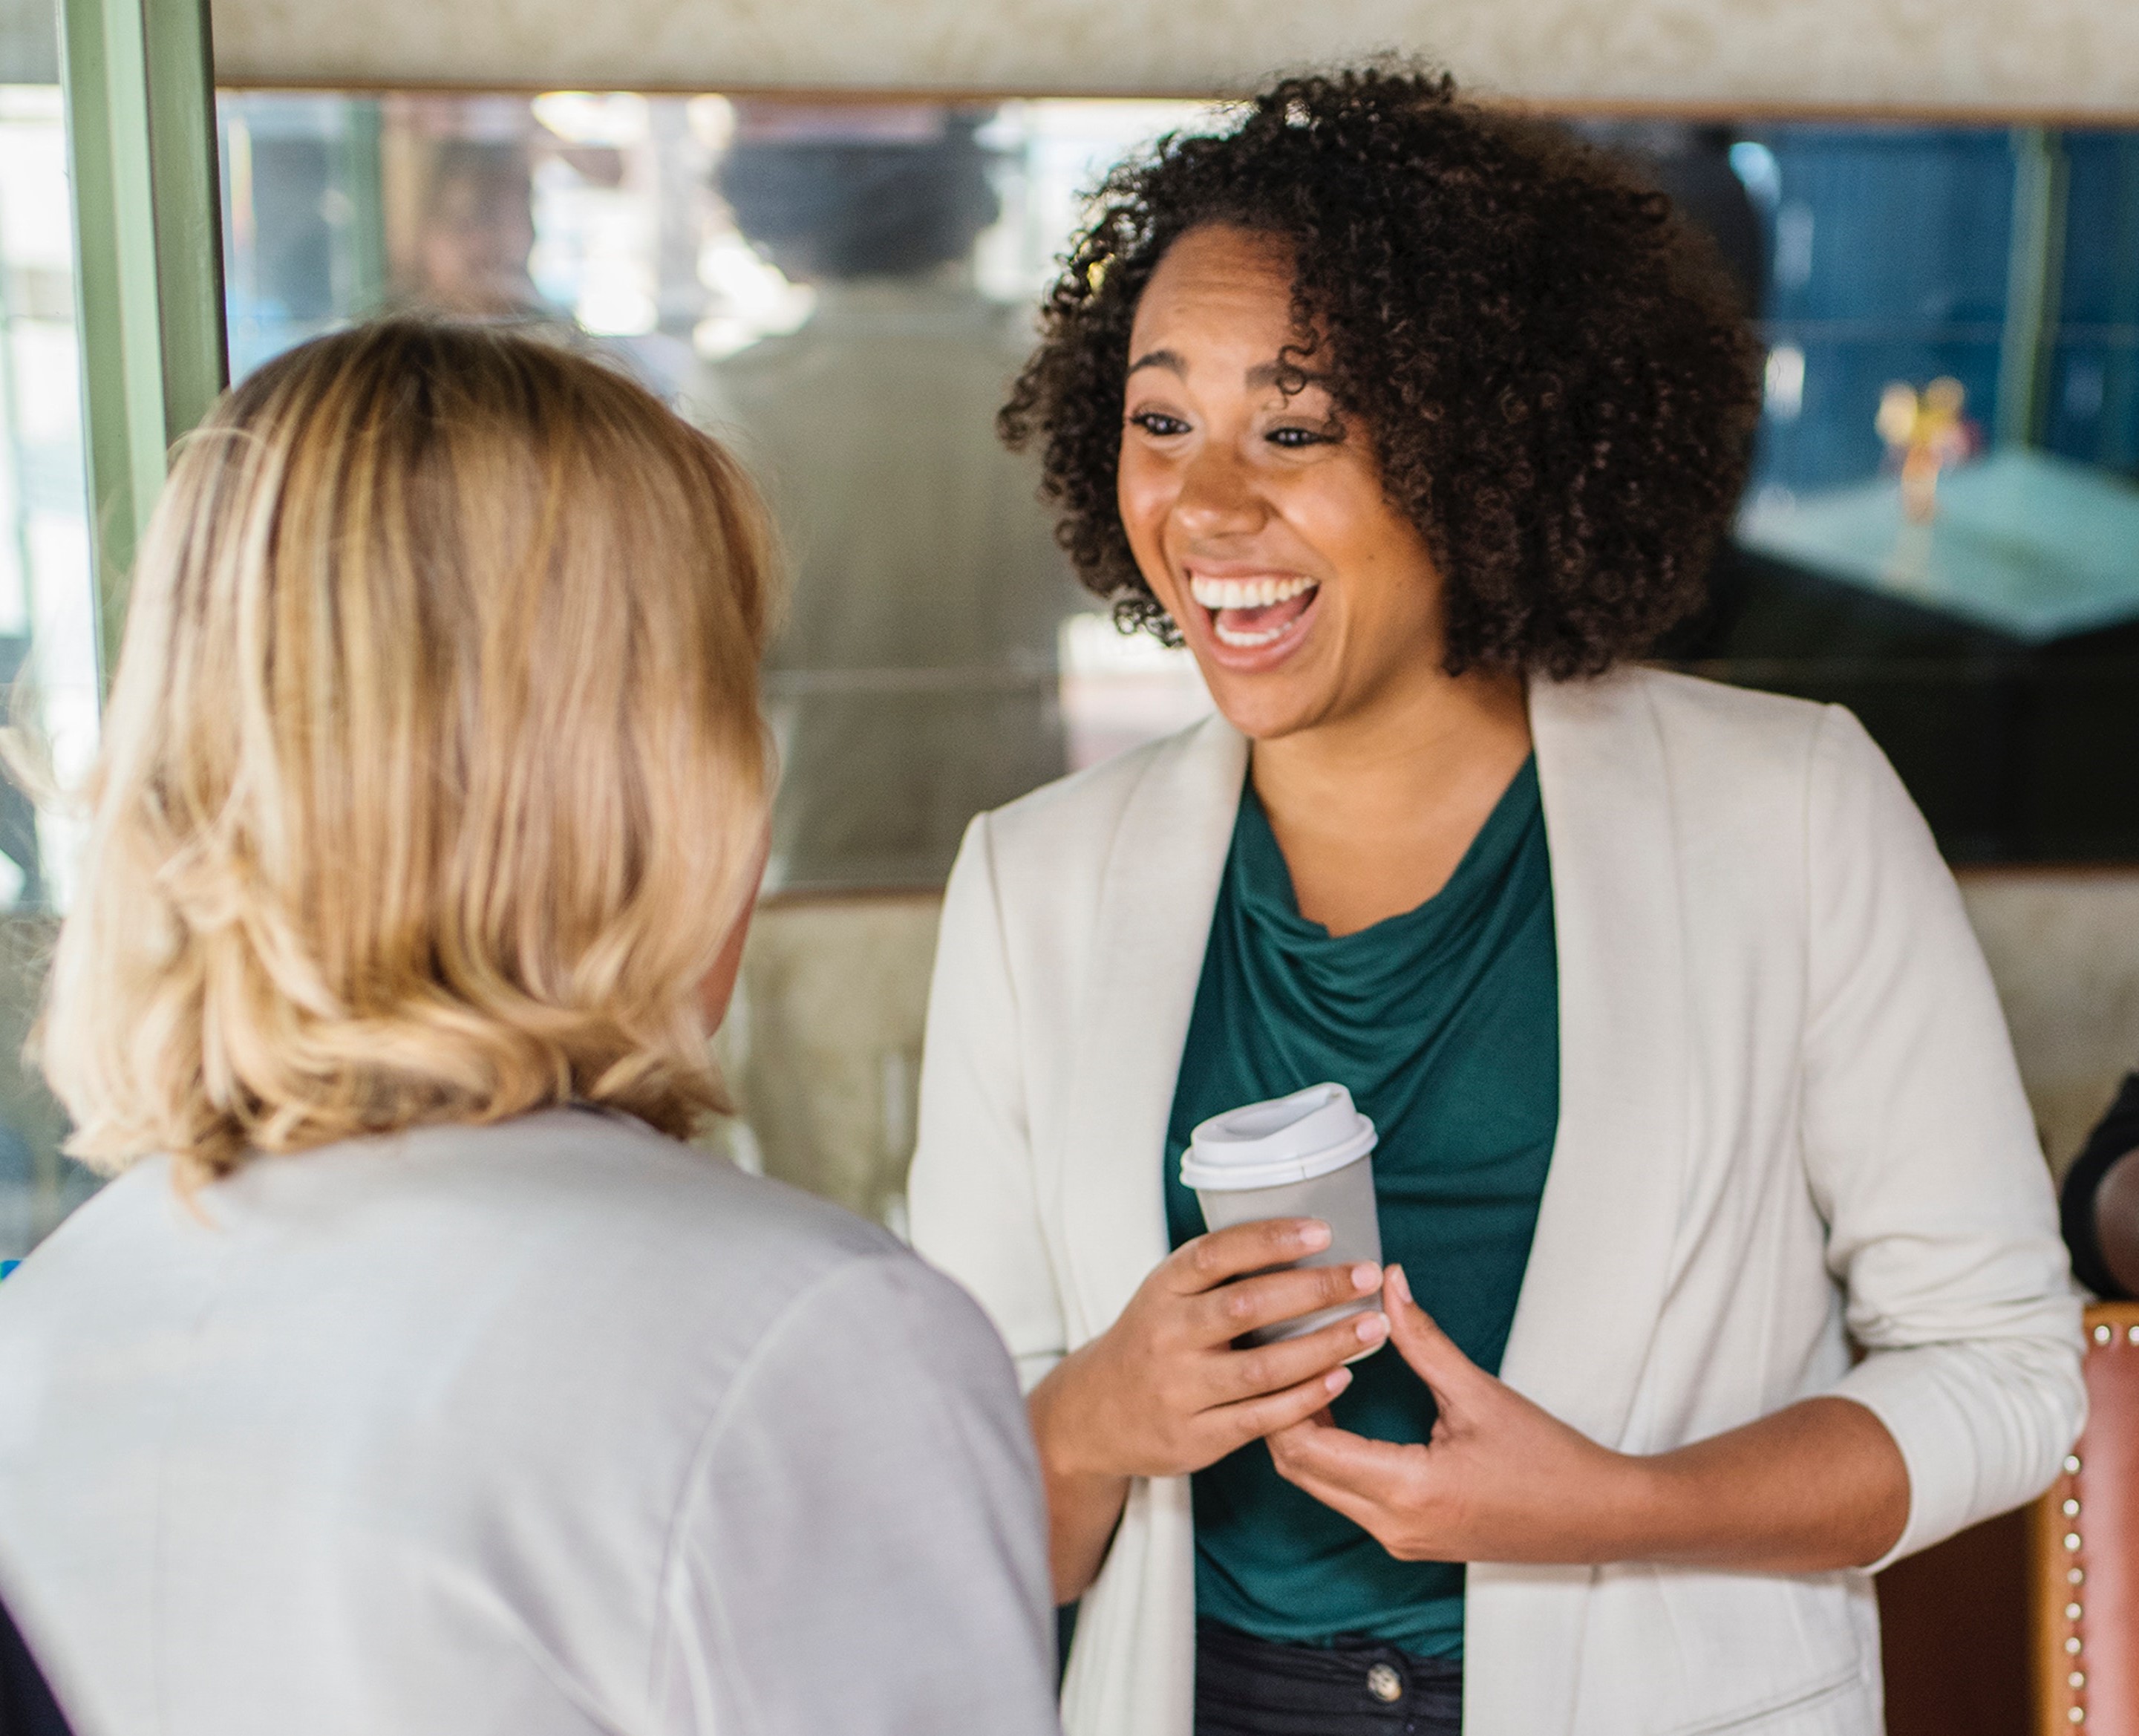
[1631,125,1766,316]
[403,140,541,318]
[2061,1071,2139,1296]
[686,104,1081,892]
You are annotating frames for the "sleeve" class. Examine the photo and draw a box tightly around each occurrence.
[907,815,1071,1392]
[2058,1073,2139,1299]
[658,1252,1060,1736]
[1799,705,2088,1569]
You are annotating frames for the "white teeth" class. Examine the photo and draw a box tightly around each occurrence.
[1189,573,1317,611]
[1213,619,1290,647]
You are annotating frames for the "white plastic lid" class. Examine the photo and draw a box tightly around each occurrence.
[1180,1083,1377,1192]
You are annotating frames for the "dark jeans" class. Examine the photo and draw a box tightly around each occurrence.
[1194,1619,1463,1736]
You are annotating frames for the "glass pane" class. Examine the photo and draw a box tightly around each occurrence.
[212,90,1221,1223]
[217,94,1218,879]
[0,73,108,1255]
[1682,123,2139,863]
[215,94,2139,1217]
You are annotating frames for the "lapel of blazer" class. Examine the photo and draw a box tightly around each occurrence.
[1500,670,1691,1448]
[1054,715,1248,1344]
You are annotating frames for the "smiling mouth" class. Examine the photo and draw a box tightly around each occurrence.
[1189,573,1322,648]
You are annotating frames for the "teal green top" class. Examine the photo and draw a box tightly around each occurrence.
[1163,759,1559,1660]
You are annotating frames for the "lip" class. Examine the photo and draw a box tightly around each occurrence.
[1183,559,1307,580]
[1178,566,1325,674]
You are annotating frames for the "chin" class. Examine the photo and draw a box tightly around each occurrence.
[1169,592,1342,742]
[1198,669,1332,745]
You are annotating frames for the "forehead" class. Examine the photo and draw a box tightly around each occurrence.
[1129,225,1301,359]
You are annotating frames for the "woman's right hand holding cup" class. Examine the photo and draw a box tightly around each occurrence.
[1027,1219,1388,1602]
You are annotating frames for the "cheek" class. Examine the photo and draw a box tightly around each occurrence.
[1115,454,1178,565]
[1297,480,1440,632]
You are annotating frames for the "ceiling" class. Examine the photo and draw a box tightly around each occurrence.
[206,0,2139,117]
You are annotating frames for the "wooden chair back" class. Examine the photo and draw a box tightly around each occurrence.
[2034,1302,2139,1734]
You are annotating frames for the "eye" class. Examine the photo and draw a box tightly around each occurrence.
[1267,424,1337,449]
[1129,410,1191,437]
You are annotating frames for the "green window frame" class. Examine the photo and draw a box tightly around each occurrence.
[57,0,225,686]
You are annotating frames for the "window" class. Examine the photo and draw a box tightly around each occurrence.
[1692,124,2139,861]
[104,92,2139,1224]
[218,91,1221,903]
[0,76,109,1253]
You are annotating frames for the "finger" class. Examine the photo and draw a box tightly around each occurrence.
[1169,1218,1333,1294]
[1265,1423,1426,1538]
[1204,1362,1357,1454]
[1382,1265,1483,1398]
[1266,1414,1420,1507]
[1199,1305,1391,1406]
[1195,1259,1384,1345]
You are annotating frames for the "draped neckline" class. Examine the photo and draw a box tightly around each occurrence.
[1232,755,1545,997]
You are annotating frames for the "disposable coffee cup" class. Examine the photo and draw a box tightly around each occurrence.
[1180,1082,1382,1357]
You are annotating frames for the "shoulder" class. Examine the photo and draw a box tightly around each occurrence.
[1620,667,1904,830]
[0,1160,186,1324]
[391,1109,898,1278]
[968,714,1242,889]
[745,1241,1021,1413]
[1533,668,1926,930]
[1543,665,1871,811]
[89,1112,907,1351]
[29,1110,900,1294]
[371,1120,979,1435]
[933,715,1243,993]
[0,1115,950,1496]
[1555,662,1831,754]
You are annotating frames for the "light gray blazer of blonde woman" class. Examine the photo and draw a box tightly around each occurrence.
[909,663,2085,1736]
[0,1108,1060,1736]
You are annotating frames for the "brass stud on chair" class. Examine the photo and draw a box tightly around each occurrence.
[2127,1325,2138,1345]
[2067,1634,2085,1656]
[2071,1707,2086,1725]
[2066,1602,2083,1620]
[2066,1454,2083,1475]
[2093,1324,2112,1345]
[2071,1671,2086,1689]
[2065,1532,2084,1552]
[2065,1498,2083,1517]
[2070,1567,2087,1586]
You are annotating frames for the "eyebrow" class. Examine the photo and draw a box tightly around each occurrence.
[1126,348,1186,378]
[1125,351,1330,391]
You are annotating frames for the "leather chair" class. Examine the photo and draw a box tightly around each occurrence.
[0,1590,71,1736]
[2034,1301,2139,1734]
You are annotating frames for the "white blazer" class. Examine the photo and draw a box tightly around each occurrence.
[910,666,2084,1736]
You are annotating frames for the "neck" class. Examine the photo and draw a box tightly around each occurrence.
[1252,663,1532,833]
[1247,665,1533,934]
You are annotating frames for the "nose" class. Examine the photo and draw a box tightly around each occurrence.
[1172,441,1266,537]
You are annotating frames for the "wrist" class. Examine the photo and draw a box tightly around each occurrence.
[1599,1445,1679,1562]
[1028,1348,1111,1485]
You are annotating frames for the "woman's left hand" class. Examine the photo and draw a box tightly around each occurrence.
[1266,1263,1647,1564]
[1268,1263,1912,1572]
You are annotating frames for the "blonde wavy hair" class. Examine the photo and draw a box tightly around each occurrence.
[39,320,778,1182]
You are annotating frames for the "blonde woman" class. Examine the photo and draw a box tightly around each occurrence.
[0,322,1057,1736]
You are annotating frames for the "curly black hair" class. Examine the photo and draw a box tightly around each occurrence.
[1000,67,1763,678]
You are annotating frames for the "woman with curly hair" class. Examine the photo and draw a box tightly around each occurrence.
[909,68,2080,1736]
